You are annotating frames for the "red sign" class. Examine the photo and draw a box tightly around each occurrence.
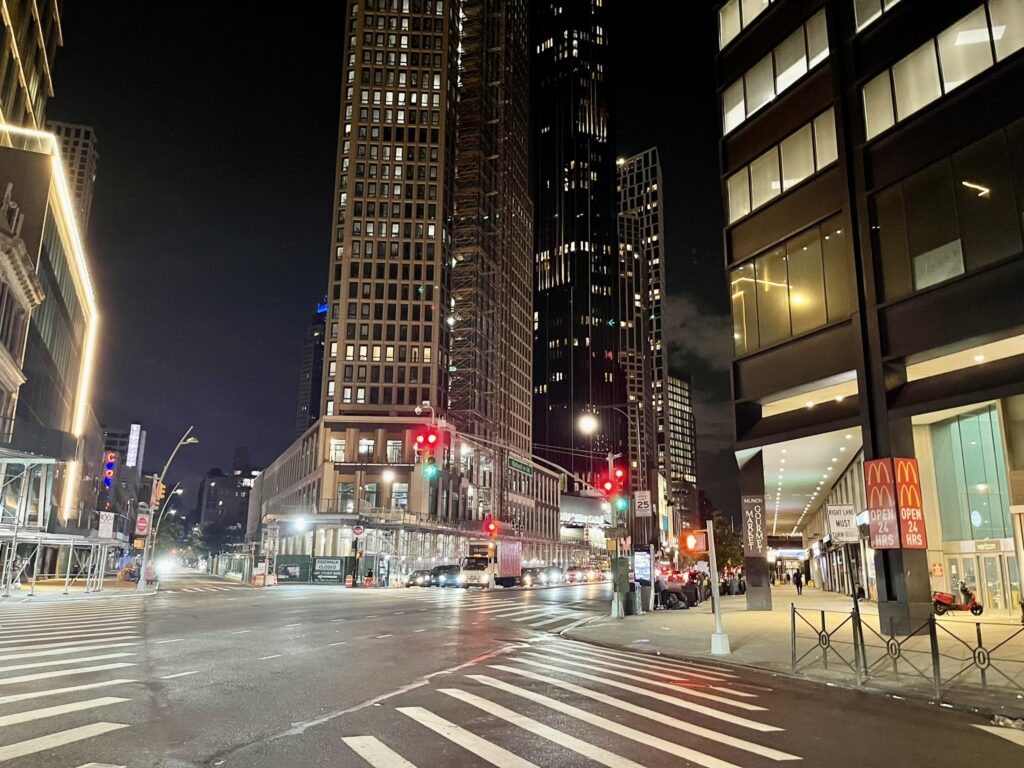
[864,459,898,550]
[135,513,150,536]
[895,457,928,549]
[352,525,365,537]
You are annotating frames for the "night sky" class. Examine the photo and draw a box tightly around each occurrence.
[48,2,738,516]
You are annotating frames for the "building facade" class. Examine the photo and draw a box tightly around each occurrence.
[0,2,61,131]
[294,301,327,439]
[46,121,98,232]
[666,373,697,529]
[449,0,533,456]
[199,463,261,530]
[532,0,625,481]
[718,0,1024,625]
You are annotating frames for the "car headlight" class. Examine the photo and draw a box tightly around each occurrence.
[456,574,465,583]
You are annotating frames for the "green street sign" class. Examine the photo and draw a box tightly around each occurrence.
[507,457,534,476]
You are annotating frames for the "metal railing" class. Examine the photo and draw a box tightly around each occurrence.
[791,603,1024,710]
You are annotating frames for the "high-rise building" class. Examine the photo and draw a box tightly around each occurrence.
[46,121,99,232]
[717,0,1024,625]
[617,149,669,484]
[199,460,261,530]
[0,4,62,130]
[294,301,327,438]
[532,0,625,480]
[666,374,697,528]
[450,0,533,456]
[251,0,577,571]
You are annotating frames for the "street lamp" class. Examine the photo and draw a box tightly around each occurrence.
[138,426,199,593]
[577,413,599,436]
[382,469,396,483]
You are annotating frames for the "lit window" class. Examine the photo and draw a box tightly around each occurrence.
[936,7,993,93]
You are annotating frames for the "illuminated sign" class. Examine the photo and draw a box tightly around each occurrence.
[864,459,898,549]
[895,458,927,549]
[126,423,141,467]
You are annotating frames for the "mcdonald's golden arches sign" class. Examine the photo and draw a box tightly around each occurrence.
[864,459,898,549]
[895,457,927,549]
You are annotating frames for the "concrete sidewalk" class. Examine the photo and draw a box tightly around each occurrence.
[566,585,1024,718]
[0,576,147,602]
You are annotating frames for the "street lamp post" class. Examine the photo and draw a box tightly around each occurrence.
[137,426,199,593]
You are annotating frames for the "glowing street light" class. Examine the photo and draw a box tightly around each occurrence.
[577,413,599,435]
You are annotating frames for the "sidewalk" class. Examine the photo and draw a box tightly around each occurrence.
[566,586,1024,718]
[0,576,148,603]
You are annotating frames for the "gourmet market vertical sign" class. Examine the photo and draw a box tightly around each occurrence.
[895,457,927,549]
[864,459,898,549]
[742,495,766,557]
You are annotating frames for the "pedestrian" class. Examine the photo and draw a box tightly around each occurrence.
[794,569,804,596]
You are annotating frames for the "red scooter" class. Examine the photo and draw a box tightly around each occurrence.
[932,581,984,616]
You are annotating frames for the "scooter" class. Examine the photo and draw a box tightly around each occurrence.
[932,581,983,616]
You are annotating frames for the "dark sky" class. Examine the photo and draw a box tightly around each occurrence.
[49,2,738,516]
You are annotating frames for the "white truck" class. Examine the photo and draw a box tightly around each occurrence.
[460,540,523,588]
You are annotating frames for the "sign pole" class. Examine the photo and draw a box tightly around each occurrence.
[707,519,730,654]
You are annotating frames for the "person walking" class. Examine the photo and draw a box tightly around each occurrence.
[793,569,804,596]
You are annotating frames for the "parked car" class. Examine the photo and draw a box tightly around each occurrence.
[430,564,461,587]
[565,566,585,583]
[406,569,432,587]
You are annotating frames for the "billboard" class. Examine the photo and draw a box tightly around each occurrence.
[0,146,52,266]
[895,457,927,549]
[864,459,898,549]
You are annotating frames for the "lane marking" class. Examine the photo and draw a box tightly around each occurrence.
[441,688,646,768]
[396,706,538,768]
[231,630,251,635]
[489,664,799,761]
[160,671,199,680]
[414,629,426,633]
[259,654,282,660]
[546,617,594,633]
[0,679,136,706]
[510,610,562,622]
[527,615,569,628]
[506,657,777,732]
[468,676,744,768]
[341,735,417,767]
[554,637,738,678]
[285,623,301,628]
[0,628,140,645]
[0,697,128,728]
[0,636,138,653]
[329,642,347,646]
[553,642,747,690]
[0,723,129,762]
[154,639,183,645]
[376,634,393,639]
[75,763,127,768]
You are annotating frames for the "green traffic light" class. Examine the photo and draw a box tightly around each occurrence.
[614,497,628,512]
[424,464,439,479]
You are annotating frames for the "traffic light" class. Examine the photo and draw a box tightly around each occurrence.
[680,528,708,554]
[614,496,629,513]
[484,516,497,538]
[601,478,615,495]
[414,426,441,451]
[156,481,166,503]
[103,452,117,489]
[423,456,439,479]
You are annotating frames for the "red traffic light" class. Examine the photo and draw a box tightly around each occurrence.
[415,427,441,449]
[484,516,497,537]
[613,467,625,481]
[602,479,615,494]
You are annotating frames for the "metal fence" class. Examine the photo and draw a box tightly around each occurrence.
[791,603,1024,709]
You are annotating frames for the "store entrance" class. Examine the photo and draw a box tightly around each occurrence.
[944,552,1020,614]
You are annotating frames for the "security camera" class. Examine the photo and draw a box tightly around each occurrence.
[414,406,422,416]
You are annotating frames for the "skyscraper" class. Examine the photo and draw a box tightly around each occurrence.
[294,300,327,438]
[666,374,697,528]
[46,121,99,232]
[617,148,669,486]
[320,0,458,419]
[450,0,533,456]
[532,0,624,480]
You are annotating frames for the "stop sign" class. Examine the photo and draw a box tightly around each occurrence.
[352,525,365,537]
[135,513,150,536]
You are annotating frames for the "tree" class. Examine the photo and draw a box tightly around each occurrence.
[711,511,744,568]
[192,522,244,558]
[153,519,184,558]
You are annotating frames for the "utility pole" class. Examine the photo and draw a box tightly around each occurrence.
[707,519,731,655]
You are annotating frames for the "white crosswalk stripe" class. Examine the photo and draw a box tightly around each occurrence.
[336,638,799,768]
[0,601,139,763]
[396,707,539,767]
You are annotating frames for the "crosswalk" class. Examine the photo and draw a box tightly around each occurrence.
[334,636,802,767]
[160,585,248,593]
[0,599,142,763]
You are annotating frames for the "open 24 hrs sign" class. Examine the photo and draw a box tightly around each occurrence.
[863,458,927,550]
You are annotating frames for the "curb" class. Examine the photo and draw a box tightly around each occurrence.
[5,589,158,604]
[563,626,1024,722]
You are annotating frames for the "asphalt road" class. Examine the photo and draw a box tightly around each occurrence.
[0,569,1021,767]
